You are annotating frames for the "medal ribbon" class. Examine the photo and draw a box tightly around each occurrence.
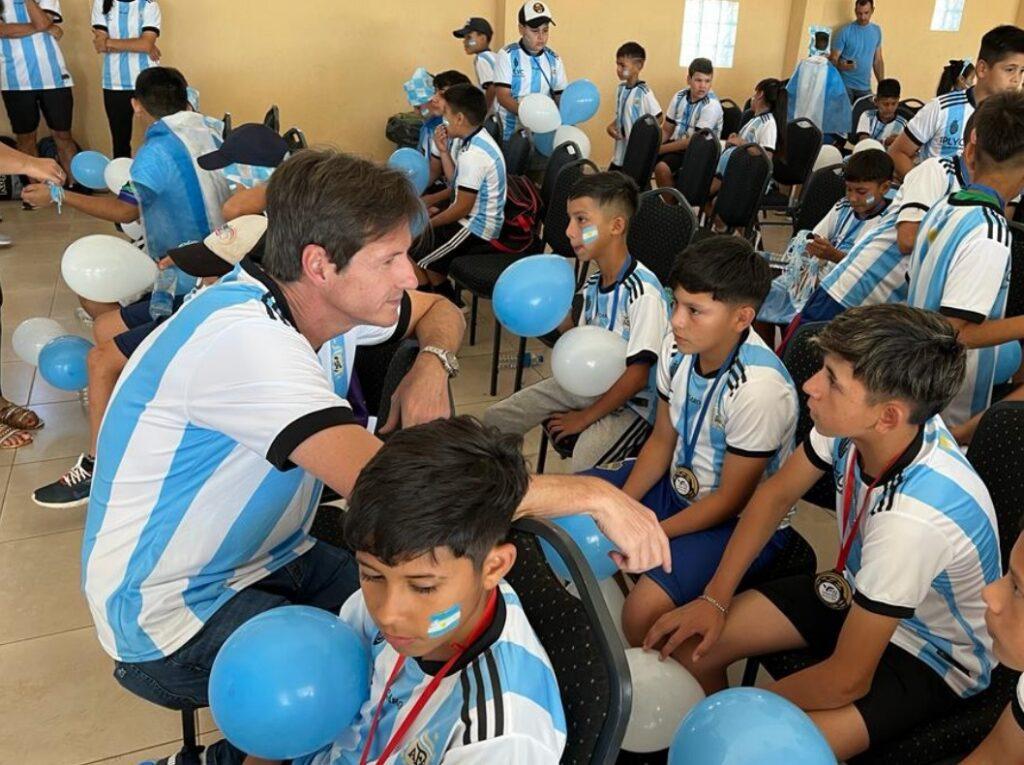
[588,255,633,331]
[679,343,740,470]
[835,447,904,573]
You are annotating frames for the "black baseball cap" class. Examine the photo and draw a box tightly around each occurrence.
[197,124,289,171]
[453,17,493,39]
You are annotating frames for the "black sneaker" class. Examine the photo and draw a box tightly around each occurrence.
[32,453,93,509]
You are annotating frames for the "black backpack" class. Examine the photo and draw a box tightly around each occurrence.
[490,175,541,254]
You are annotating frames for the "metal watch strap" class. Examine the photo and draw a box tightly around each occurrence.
[420,345,459,378]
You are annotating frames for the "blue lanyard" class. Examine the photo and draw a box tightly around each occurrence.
[590,256,633,330]
[679,343,740,466]
[328,334,349,396]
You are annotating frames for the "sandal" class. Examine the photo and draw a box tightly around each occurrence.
[0,403,43,431]
[0,424,32,450]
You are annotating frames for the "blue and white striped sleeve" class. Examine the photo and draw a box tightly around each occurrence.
[142,1,162,34]
[91,0,106,30]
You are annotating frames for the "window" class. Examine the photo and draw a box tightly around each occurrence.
[679,0,740,69]
[930,0,965,32]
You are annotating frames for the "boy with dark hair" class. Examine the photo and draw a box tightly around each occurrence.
[907,90,1024,427]
[607,42,662,171]
[453,17,497,110]
[890,24,1024,178]
[646,304,999,761]
[856,78,906,146]
[421,69,473,188]
[485,172,669,471]
[653,58,723,190]
[585,236,797,645]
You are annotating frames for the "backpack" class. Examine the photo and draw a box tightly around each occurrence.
[385,111,425,149]
[0,136,21,200]
[490,175,541,254]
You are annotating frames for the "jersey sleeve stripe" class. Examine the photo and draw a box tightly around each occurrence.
[265,406,355,470]
[484,651,505,737]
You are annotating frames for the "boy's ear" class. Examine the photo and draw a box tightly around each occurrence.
[733,303,756,331]
[481,543,517,589]
[610,213,628,237]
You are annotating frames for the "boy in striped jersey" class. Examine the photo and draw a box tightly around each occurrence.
[890,25,1024,179]
[196,418,566,765]
[907,91,1024,428]
[647,305,999,761]
[653,58,722,191]
[453,17,497,112]
[607,42,662,172]
[855,78,906,147]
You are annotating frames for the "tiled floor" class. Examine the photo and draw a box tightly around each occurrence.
[0,204,837,764]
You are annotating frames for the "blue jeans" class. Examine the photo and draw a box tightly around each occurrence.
[112,541,358,710]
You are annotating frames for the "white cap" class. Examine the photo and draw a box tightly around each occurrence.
[519,1,555,27]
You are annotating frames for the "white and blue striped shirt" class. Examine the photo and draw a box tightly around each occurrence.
[611,81,661,166]
[474,49,497,88]
[819,204,906,309]
[806,418,999,697]
[658,330,797,505]
[905,88,975,161]
[493,42,568,141]
[907,190,1012,427]
[298,583,566,765]
[82,262,409,662]
[452,127,506,241]
[580,259,670,424]
[91,0,161,91]
[897,155,969,226]
[0,0,71,91]
[856,109,907,143]
[665,88,724,142]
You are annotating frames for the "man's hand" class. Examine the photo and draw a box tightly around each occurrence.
[378,353,451,434]
[433,124,450,155]
[20,182,54,208]
[837,59,855,71]
[643,598,726,662]
[805,234,843,263]
[92,29,107,53]
[47,24,62,40]
[546,409,592,443]
[22,156,64,184]
[586,481,671,574]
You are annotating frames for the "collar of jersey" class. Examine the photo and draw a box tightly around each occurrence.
[239,257,297,328]
[685,89,709,104]
[857,196,892,221]
[855,424,924,485]
[415,592,507,676]
[518,40,548,58]
[597,255,638,293]
[622,80,646,91]
[949,187,1003,212]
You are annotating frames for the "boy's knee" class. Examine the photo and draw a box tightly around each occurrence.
[87,341,127,378]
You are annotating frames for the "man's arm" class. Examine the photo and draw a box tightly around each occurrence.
[889,132,921,180]
[873,46,885,82]
[945,315,1024,349]
[0,143,63,183]
[21,183,139,223]
[660,452,772,538]
[24,0,52,31]
[962,704,1024,764]
[621,398,677,501]
[222,184,267,220]
[546,362,649,443]
[495,86,519,116]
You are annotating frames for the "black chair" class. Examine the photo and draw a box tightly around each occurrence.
[710,143,772,241]
[618,115,661,189]
[504,129,533,176]
[897,98,925,121]
[263,104,280,133]
[851,94,876,139]
[628,187,697,285]
[282,127,308,152]
[484,113,503,149]
[505,518,631,765]
[541,141,584,215]
[1005,222,1024,320]
[673,128,720,211]
[791,163,846,235]
[719,98,743,139]
[761,120,824,223]
[221,112,232,139]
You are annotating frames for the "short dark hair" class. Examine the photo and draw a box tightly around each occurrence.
[567,172,639,226]
[876,78,901,100]
[689,57,714,77]
[344,417,529,568]
[617,42,646,61]
[668,235,771,309]
[133,67,188,119]
[432,69,472,92]
[443,83,487,126]
[262,150,421,282]
[856,0,874,7]
[814,305,966,424]
[978,25,1024,67]
[845,149,893,183]
[813,32,831,51]
[973,90,1024,170]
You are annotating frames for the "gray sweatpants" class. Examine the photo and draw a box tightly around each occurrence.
[483,377,652,472]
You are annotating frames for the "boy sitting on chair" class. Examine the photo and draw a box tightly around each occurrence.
[584,236,798,646]
[645,305,999,761]
[653,58,722,191]
[198,417,567,765]
[607,42,662,173]
[484,172,669,472]
[855,78,906,147]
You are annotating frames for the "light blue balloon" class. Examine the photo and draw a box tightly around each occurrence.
[559,79,601,125]
[492,254,574,337]
[209,606,370,761]
[38,335,93,391]
[995,341,1022,385]
[70,150,111,191]
[540,514,619,581]
[670,688,836,765]
[534,130,556,157]
[388,147,431,194]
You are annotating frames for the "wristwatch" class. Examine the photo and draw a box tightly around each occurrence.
[420,346,460,379]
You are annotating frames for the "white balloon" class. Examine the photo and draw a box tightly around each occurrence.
[61,235,158,303]
[622,648,706,753]
[853,138,885,155]
[103,157,133,195]
[519,93,562,133]
[553,124,591,159]
[812,144,843,172]
[12,317,65,366]
[552,326,627,397]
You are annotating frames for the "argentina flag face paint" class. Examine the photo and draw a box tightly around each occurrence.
[581,224,599,247]
[426,603,462,638]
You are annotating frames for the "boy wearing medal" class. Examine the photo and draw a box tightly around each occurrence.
[202,417,566,765]
[644,305,999,761]
[584,237,798,646]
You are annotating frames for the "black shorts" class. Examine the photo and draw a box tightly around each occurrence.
[657,151,686,174]
[756,574,961,747]
[2,87,73,134]
[414,222,494,275]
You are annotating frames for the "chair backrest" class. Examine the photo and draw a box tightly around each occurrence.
[221,112,232,138]
[627,188,697,285]
[484,113,504,150]
[282,127,308,152]
[264,105,280,134]
[712,143,772,237]
[619,114,661,188]
[353,338,419,420]
[504,129,533,176]
[898,98,925,121]
[674,128,720,208]
[774,118,823,186]
[1006,222,1024,319]
[781,321,836,509]
[792,163,846,234]
[850,94,875,137]
[719,99,743,139]
[541,141,583,212]
[542,157,599,258]
[504,518,631,765]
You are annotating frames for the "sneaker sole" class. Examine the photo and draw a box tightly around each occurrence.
[31,495,90,509]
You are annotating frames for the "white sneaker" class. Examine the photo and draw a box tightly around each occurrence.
[0,233,12,248]
[75,307,94,327]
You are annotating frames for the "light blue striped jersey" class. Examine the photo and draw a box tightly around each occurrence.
[907,190,1012,427]
[298,583,566,765]
[473,49,496,87]
[819,202,906,309]
[129,110,231,294]
[905,87,975,161]
[82,261,409,662]
[856,109,907,142]
[665,88,724,142]
[452,127,506,241]
[493,41,568,141]
[611,81,662,166]
[806,418,999,697]
[809,196,893,285]
[897,154,968,226]
[580,259,670,424]
[0,0,71,91]
[657,329,797,505]
[91,0,161,91]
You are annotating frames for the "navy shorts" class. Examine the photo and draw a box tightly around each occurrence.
[113,294,185,358]
[799,287,846,323]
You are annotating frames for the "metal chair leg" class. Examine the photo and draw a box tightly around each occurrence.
[179,707,203,759]
[513,336,527,392]
[469,295,479,346]
[740,658,760,687]
[536,429,549,474]
[489,321,501,397]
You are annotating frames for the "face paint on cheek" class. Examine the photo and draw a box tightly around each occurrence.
[864,194,876,207]
[426,603,462,638]
[582,225,599,246]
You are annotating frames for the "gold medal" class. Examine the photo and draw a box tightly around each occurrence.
[672,465,700,501]
[814,570,853,610]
